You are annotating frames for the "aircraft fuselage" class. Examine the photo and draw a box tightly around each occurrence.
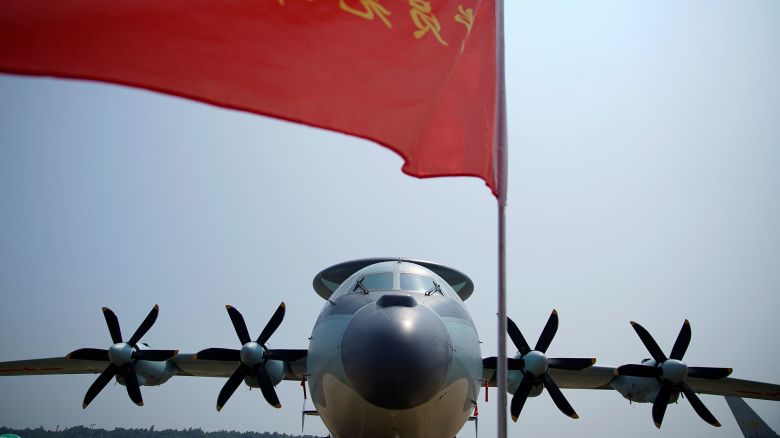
[307,261,482,437]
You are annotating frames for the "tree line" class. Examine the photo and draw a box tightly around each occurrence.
[0,426,326,438]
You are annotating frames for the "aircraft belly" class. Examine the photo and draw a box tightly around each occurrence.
[308,315,481,437]
[317,373,471,438]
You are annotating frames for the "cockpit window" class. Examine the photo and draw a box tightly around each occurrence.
[354,273,394,292]
[400,274,438,294]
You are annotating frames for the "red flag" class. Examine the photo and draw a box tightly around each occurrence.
[0,1,498,196]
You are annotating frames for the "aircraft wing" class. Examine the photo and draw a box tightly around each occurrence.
[0,353,308,381]
[482,364,615,390]
[548,366,616,390]
[0,357,106,375]
[688,377,780,401]
[482,362,780,401]
[169,354,235,378]
[726,396,780,437]
[172,353,308,381]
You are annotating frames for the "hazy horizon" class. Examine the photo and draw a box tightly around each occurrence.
[1,1,778,437]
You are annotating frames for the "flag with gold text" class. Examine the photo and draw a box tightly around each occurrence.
[0,1,498,195]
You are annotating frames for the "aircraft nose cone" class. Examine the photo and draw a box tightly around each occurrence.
[341,295,453,410]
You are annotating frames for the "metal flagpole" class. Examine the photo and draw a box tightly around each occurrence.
[494,0,509,437]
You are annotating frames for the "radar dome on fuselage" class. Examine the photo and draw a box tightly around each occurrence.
[312,258,474,301]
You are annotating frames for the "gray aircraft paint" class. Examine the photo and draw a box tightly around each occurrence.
[726,397,779,438]
[307,260,482,437]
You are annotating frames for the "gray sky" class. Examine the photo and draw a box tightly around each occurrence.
[1,1,778,437]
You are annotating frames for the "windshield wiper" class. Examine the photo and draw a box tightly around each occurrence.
[353,277,368,294]
[425,280,442,296]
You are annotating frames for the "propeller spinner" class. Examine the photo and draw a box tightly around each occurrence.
[195,302,307,411]
[615,319,732,428]
[67,305,177,408]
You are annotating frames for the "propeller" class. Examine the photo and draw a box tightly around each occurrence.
[485,310,596,422]
[195,302,307,411]
[67,305,177,408]
[615,320,732,428]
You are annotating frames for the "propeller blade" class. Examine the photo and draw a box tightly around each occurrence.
[680,382,721,427]
[507,317,531,355]
[651,382,673,428]
[83,363,119,409]
[128,304,159,347]
[615,364,663,378]
[542,373,578,419]
[509,376,533,422]
[630,321,668,363]
[254,364,281,408]
[195,348,241,362]
[68,348,109,361]
[548,357,596,371]
[257,302,286,346]
[217,365,248,411]
[264,349,308,362]
[482,357,497,369]
[687,366,732,380]
[507,358,524,370]
[123,363,143,406]
[535,309,559,353]
[481,356,523,371]
[226,305,251,345]
[133,349,178,361]
[102,307,123,344]
[669,320,691,361]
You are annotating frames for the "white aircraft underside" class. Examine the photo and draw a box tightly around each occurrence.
[1,258,778,438]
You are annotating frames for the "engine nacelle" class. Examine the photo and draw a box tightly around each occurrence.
[611,359,680,404]
[507,356,543,398]
[115,345,178,387]
[242,359,285,388]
